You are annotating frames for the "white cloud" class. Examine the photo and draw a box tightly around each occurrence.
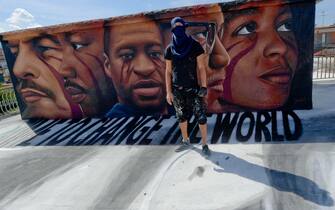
[6,8,34,25]
[4,8,41,31]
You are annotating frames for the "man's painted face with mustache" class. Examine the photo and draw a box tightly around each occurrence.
[105,17,166,112]
[222,1,298,110]
[56,28,116,117]
[9,38,72,119]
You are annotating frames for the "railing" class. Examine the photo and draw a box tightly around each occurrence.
[0,85,19,116]
[313,48,335,80]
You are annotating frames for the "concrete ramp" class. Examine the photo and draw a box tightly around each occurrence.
[0,80,333,210]
[0,144,333,210]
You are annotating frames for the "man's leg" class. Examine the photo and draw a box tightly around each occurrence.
[194,94,210,156]
[173,90,189,142]
[199,123,210,156]
[194,95,208,145]
[179,121,189,142]
[175,120,191,152]
[199,123,207,145]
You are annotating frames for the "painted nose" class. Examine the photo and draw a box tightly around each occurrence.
[13,42,41,80]
[263,31,288,59]
[132,53,156,77]
[209,35,230,69]
[58,47,77,78]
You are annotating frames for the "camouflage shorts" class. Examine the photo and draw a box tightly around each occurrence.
[172,87,207,124]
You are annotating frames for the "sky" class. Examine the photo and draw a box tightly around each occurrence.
[0,0,333,33]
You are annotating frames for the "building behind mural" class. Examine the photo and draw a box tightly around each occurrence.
[315,25,335,53]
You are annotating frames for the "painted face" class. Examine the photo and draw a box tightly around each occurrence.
[105,18,166,112]
[222,2,298,110]
[183,11,229,113]
[9,38,72,119]
[57,28,115,117]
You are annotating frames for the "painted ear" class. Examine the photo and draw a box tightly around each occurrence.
[103,52,112,78]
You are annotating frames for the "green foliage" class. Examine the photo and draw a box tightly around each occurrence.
[0,86,19,115]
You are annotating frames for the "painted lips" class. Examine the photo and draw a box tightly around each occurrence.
[20,88,48,103]
[133,80,161,98]
[259,68,291,86]
[65,82,87,103]
[208,79,224,92]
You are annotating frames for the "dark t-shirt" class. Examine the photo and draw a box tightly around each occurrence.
[164,40,204,88]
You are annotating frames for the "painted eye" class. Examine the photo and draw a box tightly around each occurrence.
[37,45,52,53]
[72,43,85,50]
[120,53,134,61]
[149,51,162,59]
[236,22,257,35]
[277,20,292,32]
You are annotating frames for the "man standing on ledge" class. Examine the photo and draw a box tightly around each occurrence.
[165,17,210,156]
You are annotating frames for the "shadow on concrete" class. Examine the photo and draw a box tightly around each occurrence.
[191,146,334,207]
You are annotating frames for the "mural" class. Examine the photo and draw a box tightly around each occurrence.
[0,0,315,119]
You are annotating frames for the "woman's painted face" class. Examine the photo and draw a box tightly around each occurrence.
[222,3,298,110]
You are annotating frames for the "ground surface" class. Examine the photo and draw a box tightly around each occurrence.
[0,80,334,210]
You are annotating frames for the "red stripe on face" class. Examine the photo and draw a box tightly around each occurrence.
[223,37,258,101]
[151,57,165,78]
[226,40,244,52]
[118,56,165,98]
[73,52,104,103]
[84,52,106,77]
[121,60,132,84]
[48,56,62,62]
[38,54,83,118]
[83,51,113,94]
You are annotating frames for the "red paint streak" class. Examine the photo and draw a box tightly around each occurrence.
[120,60,131,85]
[48,56,62,62]
[119,56,164,89]
[73,52,104,102]
[38,55,83,119]
[151,58,165,78]
[84,52,106,77]
[226,40,244,52]
[223,38,258,101]
[83,52,113,95]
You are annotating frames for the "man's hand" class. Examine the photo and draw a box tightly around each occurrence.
[198,87,207,97]
[166,92,173,105]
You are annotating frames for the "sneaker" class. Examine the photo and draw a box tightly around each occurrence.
[202,144,211,157]
[175,139,191,152]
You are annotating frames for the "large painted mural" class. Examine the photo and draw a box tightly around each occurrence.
[0,0,315,119]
